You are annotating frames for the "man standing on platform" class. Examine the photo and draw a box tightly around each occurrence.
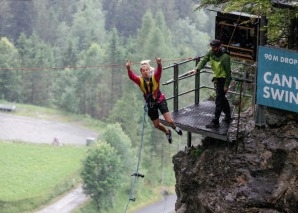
[189,39,232,128]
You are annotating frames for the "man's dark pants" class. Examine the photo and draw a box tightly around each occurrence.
[214,78,231,121]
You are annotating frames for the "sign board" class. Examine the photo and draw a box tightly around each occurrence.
[257,46,298,113]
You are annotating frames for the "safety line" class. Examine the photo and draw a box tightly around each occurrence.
[124,103,148,213]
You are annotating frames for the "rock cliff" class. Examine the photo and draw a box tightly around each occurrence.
[173,108,298,213]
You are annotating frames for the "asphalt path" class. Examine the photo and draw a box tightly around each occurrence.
[131,195,176,213]
[0,112,177,213]
[35,187,88,213]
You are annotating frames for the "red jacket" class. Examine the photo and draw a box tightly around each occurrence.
[128,64,165,103]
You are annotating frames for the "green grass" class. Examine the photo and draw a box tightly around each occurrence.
[0,140,87,213]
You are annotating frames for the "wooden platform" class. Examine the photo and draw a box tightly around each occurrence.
[159,101,233,141]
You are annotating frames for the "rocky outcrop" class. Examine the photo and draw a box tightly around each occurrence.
[173,108,298,213]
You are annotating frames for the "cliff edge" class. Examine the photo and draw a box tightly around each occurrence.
[173,108,298,213]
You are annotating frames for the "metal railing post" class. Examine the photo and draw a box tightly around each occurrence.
[187,132,192,147]
[173,64,179,111]
[195,57,200,104]
[255,16,266,127]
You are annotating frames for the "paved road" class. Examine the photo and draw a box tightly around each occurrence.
[131,195,176,213]
[0,112,177,213]
[35,187,88,213]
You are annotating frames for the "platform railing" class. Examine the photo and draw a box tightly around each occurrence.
[162,57,256,146]
[162,57,255,111]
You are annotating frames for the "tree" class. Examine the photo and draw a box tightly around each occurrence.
[76,42,106,117]
[103,0,198,38]
[136,10,155,52]
[32,1,57,43]
[81,141,121,211]
[102,0,120,32]
[3,1,34,42]
[135,10,178,64]
[154,10,177,58]
[0,37,21,101]
[171,17,210,57]
[105,28,126,106]
[16,33,54,106]
[60,38,79,68]
[71,0,106,51]
[102,123,136,181]
[114,0,149,37]
[52,68,79,113]
[107,89,145,147]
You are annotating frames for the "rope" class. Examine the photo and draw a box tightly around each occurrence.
[124,103,148,213]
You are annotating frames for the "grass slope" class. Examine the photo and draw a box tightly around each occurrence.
[0,141,87,212]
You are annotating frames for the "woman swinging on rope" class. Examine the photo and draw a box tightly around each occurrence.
[126,57,182,144]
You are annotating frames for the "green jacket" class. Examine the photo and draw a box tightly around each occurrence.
[195,48,231,87]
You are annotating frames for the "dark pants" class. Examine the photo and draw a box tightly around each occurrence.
[214,78,231,121]
[147,99,169,121]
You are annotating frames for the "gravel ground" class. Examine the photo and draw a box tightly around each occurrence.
[0,112,98,145]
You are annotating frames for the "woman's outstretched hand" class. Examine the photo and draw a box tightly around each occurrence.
[126,60,131,71]
[155,57,161,65]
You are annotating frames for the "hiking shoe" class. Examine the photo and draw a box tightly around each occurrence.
[166,130,172,144]
[206,120,219,128]
[222,116,232,123]
[175,127,183,135]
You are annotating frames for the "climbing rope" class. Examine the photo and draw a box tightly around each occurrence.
[124,103,148,213]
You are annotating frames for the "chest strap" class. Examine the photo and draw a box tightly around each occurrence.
[142,77,161,104]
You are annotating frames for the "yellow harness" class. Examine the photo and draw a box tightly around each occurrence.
[139,76,160,106]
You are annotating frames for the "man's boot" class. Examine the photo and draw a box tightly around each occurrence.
[222,115,232,123]
[206,119,219,128]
